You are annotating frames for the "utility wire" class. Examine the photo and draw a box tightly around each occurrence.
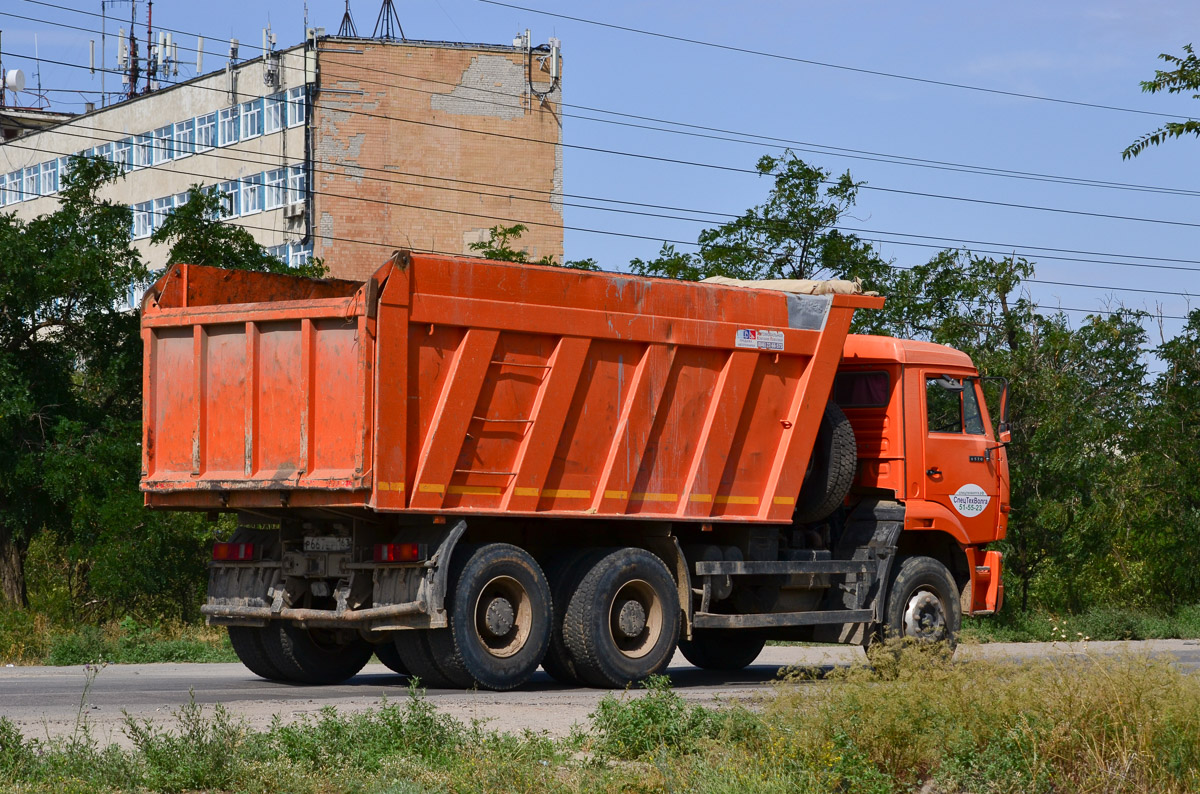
[472,0,1197,122]
[10,3,1200,201]
[6,135,1199,305]
[12,47,1200,236]
[10,117,1200,278]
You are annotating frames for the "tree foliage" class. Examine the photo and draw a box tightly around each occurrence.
[469,223,599,270]
[1122,43,1200,159]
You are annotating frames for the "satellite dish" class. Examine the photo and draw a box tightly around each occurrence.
[4,70,26,93]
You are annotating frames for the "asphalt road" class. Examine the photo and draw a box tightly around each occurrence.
[3,640,1198,746]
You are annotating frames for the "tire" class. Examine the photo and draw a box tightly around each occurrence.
[563,547,681,688]
[883,556,961,647]
[392,630,458,689]
[228,626,287,681]
[541,549,605,685]
[373,639,410,676]
[261,623,374,684]
[678,630,766,671]
[794,402,857,524]
[426,543,553,691]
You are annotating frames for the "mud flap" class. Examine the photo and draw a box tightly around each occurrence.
[813,499,904,645]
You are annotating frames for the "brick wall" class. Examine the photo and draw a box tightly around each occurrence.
[312,40,564,280]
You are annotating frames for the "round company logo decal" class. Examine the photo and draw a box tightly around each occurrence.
[950,484,991,517]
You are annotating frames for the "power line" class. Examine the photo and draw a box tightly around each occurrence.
[9,111,1200,288]
[472,0,1197,122]
[16,175,1191,322]
[10,3,1200,201]
[6,135,1199,307]
[14,46,1200,238]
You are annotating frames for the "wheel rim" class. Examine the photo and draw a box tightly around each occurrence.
[607,578,663,659]
[472,575,532,659]
[902,587,947,641]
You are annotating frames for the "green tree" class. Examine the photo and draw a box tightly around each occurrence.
[0,156,146,605]
[1122,44,1200,159]
[151,186,327,278]
[469,222,599,270]
[629,153,895,307]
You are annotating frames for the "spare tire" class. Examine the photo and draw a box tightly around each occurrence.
[793,402,857,524]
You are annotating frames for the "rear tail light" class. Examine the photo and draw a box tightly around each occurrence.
[374,542,424,563]
[212,542,255,561]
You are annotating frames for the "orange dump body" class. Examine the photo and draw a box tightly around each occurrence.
[142,253,884,523]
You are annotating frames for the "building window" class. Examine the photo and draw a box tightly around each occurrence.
[196,113,217,151]
[286,86,306,127]
[23,166,40,199]
[132,133,154,169]
[174,191,190,209]
[217,180,240,219]
[267,243,288,263]
[113,138,133,172]
[58,156,72,183]
[1,171,19,205]
[153,125,174,163]
[154,196,174,227]
[240,99,263,139]
[218,106,240,147]
[40,159,60,194]
[241,173,262,215]
[264,92,284,133]
[264,168,287,209]
[132,201,153,239]
[93,142,112,163]
[287,164,307,206]
[288,242,313,268]
[174,119,195,158]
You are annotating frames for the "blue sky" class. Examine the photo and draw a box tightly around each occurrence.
[3,0,1199,340]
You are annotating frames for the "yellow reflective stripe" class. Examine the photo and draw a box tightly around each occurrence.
[689,494,713,503]
[716,495,759,505]
[630,492,678,502]
[378,481,405,492]
[513,486,540,497]
[773,495,796,505]
[543,489,591,499]
[603,490,628,500]
[448,485,502,496]
[417,483,445,494]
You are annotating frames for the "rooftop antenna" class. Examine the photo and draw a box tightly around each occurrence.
[1,29,5,108]
[372,0,404,41]
[144,0,153,94]
[338,1,359,37]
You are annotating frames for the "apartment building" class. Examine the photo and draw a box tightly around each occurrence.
[0,32,564,283]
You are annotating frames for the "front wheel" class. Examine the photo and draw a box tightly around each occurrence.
[883,556,961,647]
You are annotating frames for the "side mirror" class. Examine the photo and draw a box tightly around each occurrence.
[999,426,1012,445]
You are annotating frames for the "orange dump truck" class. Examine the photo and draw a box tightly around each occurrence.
[141,252,1008,690]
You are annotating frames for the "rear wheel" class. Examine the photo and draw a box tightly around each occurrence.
[883,556,961,647]
[678,630,766,671]
[373,639,409,676]
[427,543,552,691]
[261,623,373,684]
[228,626,287,681]
[392,630,458,689]
[541,549,603,685]
[563,547,680,688]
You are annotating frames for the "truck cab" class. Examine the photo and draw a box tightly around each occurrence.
[836,335,1008,620]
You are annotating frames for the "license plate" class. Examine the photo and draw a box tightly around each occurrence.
[303,536,351,552]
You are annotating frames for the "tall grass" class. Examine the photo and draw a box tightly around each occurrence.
[2,642,1199,792]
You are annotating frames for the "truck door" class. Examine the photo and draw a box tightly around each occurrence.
[921,374,1000,541]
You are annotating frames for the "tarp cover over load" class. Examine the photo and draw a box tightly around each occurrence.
[701,275,880,297]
